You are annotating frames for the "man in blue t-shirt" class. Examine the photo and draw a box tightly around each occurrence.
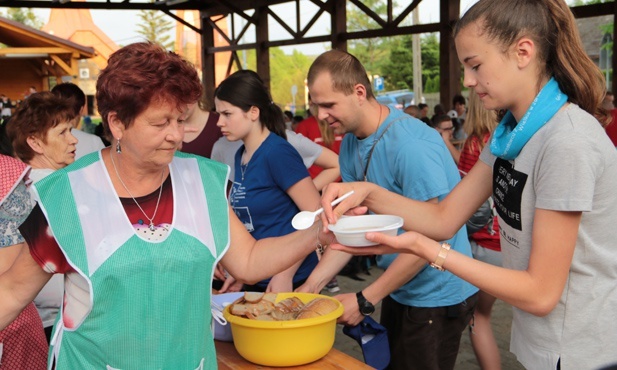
[299,50,479,370]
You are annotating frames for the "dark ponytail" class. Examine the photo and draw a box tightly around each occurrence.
[215,70,287,139]
[454,0,609,126]
[261,100,287,139]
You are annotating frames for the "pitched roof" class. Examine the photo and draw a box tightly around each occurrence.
[0,16,95,57]
[41,1,118,60]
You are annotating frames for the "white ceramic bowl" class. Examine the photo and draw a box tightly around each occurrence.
[328,214,404,247]
[212,292,244,341]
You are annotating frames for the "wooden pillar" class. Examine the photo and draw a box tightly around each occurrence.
[200,11,216,111]
[439,0,461,110]
[256,5,271,91]
[330,0,347,52]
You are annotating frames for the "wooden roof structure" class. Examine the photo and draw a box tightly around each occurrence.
[41,0,118,66]
[0,16,94,61]
[0,0,614,108]
[0,16,95,96]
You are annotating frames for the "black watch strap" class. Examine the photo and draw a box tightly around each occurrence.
[356,291,375,316]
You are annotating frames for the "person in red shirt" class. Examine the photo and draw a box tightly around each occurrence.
[295,104,343,179]
[605,108,617,148]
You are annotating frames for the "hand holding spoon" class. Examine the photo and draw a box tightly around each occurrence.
[291,190,355,230]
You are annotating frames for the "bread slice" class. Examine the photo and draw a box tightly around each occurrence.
[296,298,338,319]
[243,291,264,303]
[262,292,277,304]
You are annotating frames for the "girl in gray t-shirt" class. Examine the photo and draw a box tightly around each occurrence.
[322,1,617,369]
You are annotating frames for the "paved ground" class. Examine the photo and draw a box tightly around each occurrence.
[323,266,525,370]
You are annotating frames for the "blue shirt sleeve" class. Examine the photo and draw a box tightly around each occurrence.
[267,137,310,191]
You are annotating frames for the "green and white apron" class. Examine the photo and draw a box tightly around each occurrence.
[34,152,230,369]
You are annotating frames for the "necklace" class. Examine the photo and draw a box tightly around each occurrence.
[240,149,251,181]
[110,152,165,232]
[240,162,248,181]
[358,104,393,181]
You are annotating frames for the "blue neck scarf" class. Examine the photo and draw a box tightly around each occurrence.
[490,77,568,160]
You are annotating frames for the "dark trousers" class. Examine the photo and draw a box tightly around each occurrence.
[381,293,478,370]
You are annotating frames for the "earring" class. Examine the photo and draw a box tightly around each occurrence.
[116,138,122,154]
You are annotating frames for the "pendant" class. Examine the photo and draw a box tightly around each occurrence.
[149,222,156,232]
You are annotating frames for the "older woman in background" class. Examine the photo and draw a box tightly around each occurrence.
[0,42,328,369]
[6,92,78,342]
[7,92,78,173]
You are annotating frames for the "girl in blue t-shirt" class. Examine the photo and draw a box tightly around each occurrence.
[214,70,321,293]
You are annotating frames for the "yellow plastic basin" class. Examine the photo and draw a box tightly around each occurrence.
[222,292,344,367]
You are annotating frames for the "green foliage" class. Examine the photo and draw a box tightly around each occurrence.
[424,75,440,93]
[269,48,314,111]
[380,36,413,91]
[570,0,612,4]
[420,34,440,86]
[600,22,614,51]
[347,0,391,75]
[223,47,312,112]
[424,76,434,93]
[136,9,174,50]
[359,32,440,94]
[1,8,43,29]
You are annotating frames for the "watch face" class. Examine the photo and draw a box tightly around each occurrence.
[356,291,375,316]
[360,302,375,316]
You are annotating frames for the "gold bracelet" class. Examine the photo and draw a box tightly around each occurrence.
[429,243,451,271]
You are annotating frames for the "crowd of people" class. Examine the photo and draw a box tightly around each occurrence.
[1,0,617,369]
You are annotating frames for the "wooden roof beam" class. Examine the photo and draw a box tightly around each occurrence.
[50,54,73,75]
[0,47,72,55]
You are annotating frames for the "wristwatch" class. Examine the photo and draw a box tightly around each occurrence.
[356,291,375,316]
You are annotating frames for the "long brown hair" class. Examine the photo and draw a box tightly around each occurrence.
[463,90,498,154]
[454,0,609,126]
[309,103,335,148]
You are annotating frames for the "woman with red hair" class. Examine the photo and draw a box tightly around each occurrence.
[0,42,329,369]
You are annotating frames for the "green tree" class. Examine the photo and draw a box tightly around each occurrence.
[136,9,174,50]
[1,8,43,29]
[380,36,413,90]
[347,0,392,76]
[220,47,313,114]
[376,32,440,93]
[269,48,314,112]
[420,33,440,89]
[344,0,442,95]
[424,76,434,93]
